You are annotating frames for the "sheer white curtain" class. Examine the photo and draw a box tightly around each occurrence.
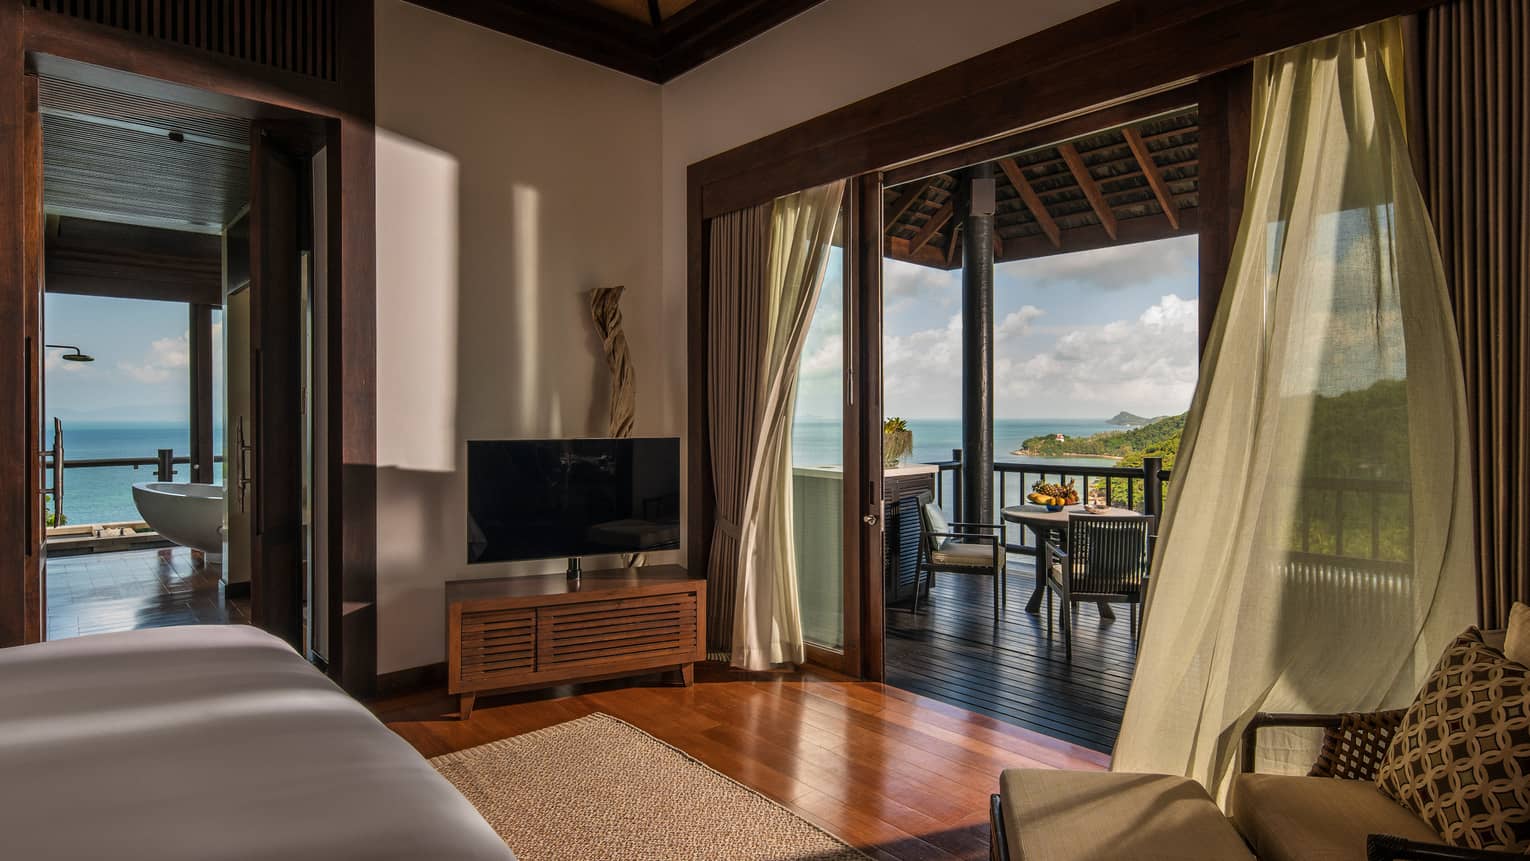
[1113,20,1475,797]
[731,181,845,670]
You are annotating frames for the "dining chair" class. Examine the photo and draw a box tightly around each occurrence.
[1044,512,1155,662]
[914,492,1007,621]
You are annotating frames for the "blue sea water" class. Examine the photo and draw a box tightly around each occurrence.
[791,417,1120,469]
[50,421,223,526]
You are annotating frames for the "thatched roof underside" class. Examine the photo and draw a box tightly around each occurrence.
[884,107,1200,270]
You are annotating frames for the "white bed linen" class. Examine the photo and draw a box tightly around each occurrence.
[0,625,514,860]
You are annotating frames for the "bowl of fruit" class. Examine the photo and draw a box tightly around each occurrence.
[1027,479,1079,512]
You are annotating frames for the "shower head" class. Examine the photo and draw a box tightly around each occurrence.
[46,344,95,363]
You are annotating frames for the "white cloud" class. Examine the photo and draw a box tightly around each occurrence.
[884,259,960,313]
[997,305,1045,339]
[999,234,1196,292]
[997,294,1199,410]
[883,295,1199,418]
[118,331,191,384]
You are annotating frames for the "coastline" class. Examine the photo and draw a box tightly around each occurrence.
[1011,448,1124,461]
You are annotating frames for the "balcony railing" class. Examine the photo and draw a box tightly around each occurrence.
[925,449,1410,570]
[43,448,224,537]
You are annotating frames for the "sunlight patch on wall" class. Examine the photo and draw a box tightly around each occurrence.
[376,129,460,473]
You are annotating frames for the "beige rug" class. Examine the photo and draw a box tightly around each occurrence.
[431,713,867,861]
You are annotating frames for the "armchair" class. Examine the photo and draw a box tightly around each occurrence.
[1239,710,1520,861]
[914,494,1006,620]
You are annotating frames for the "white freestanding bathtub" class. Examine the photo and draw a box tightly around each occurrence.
[132,482,224,560]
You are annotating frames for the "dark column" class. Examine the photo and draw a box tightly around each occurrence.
[959,163,996,526]
[189,303,215,484]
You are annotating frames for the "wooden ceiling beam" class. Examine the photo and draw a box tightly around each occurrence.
[909,201,953,253]
[945,223,962,266]
[885,235,956,270]
[883,179,932,226]
[997,157,1060,249]
[1122,126,1180,230]
[1058,142,1117,240]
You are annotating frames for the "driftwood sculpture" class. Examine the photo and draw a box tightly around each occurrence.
[590,286,635,439]
[590,286,642,567]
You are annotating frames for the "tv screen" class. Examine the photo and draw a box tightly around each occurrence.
[467,438,681,564]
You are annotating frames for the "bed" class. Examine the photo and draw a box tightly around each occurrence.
[0,625,514,860]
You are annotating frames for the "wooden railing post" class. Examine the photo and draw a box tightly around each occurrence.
[951,448,963,523]
[156,448,176,482]
[1143,456,1164,520]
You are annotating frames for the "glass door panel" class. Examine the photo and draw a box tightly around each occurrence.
[792,236,847,651]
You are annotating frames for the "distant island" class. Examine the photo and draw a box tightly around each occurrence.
[1106,411,1169,428]
[1012,413,1186,468]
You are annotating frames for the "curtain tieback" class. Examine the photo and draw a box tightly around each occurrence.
[714,516,742,541]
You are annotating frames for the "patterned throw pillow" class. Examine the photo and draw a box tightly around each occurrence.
[1374,628,1530,851]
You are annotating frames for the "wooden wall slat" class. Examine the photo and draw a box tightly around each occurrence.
[26,0,337,82]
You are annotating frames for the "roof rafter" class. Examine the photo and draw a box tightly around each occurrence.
[1058,142,1118,240]
[909,201,953,253]
[1122,126,1180,230]
[997,157,1061,249]
[884,179,933,226]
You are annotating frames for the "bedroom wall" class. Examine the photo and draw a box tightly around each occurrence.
[372,0,1110,675]
[373,0,666,674]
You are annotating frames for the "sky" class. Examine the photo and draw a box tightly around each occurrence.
[796,233,1200,421]
[44,293,223,425]
[46,233,1198,428]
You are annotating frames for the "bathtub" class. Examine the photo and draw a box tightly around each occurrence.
[132,482,224,559]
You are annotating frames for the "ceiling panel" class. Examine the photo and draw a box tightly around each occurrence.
[39,77,250,234]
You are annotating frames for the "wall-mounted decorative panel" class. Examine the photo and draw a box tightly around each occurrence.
[27,0,339,82]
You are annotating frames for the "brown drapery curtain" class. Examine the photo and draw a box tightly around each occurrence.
[1418,0,1530,627]
[705,202,773,656]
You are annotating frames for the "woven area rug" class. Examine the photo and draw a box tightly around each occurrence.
[431,713,867,861]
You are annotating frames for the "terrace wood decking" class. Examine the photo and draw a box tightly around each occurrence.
[886,562,1136,754]
[45,547,248,639]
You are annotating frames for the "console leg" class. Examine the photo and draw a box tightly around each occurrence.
[459,692,476,720]
[676,664,694,687]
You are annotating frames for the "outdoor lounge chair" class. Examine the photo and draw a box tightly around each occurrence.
[914,493,1006,621]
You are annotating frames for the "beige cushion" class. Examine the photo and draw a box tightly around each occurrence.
[1506,603,1530,665]
[1230,773,1442,861]
[930,541,1003,568]
[999,769,1253,860]
[1374,627,1530,851]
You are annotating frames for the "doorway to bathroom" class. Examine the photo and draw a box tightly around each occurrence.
[26,68,328,661]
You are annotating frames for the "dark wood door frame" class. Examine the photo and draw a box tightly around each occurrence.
[0,5,377,697]
[686,0,1412,680]
[249,123,307,650]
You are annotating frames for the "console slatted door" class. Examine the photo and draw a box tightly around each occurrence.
[537,593,698,672]
[459,608,536,688]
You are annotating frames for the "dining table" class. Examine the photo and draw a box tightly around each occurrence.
[1000,503,1150,620]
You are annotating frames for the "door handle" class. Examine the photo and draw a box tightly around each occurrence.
[862,513,879,527]
[236,416,254,513]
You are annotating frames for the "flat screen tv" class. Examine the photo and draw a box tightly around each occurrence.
[467,437,681,566]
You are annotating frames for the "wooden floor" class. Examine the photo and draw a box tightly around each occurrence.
[886,563,1137,753]
[373,664,1107,861]
[45,547,249,639]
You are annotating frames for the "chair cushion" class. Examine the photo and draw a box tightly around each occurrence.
[1374,627,1530,851]
[1230,773,1441,861]
[930,541,1004,568]
[1000,769,1253,861]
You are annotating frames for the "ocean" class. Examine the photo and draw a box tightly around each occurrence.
[792,417,1120,469]
[51,421,223,527]
[54,417,1118,526]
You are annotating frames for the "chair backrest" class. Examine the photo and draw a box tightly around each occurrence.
[1066,513,1155,595]
[914,492,946,556]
